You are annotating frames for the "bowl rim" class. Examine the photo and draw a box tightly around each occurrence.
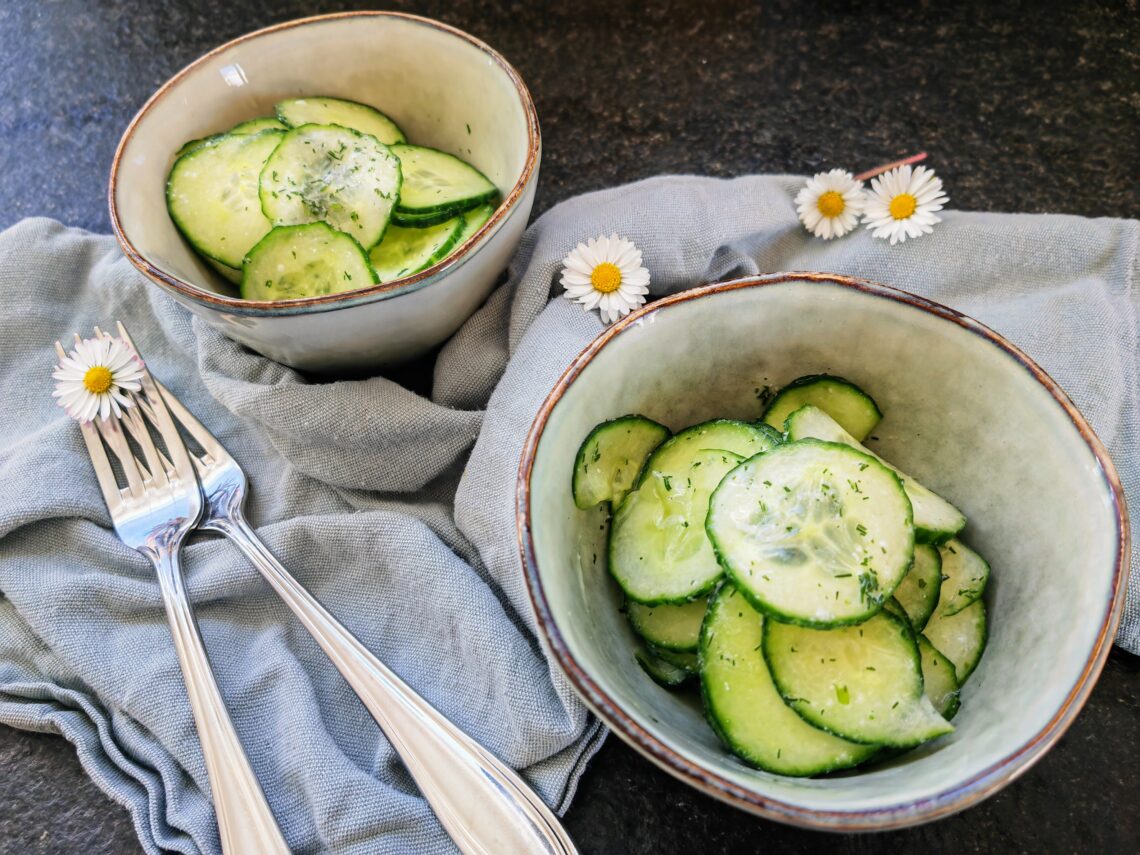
[107,10,541,317]
[516,271,1130,831]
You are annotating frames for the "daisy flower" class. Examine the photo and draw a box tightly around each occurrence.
[862,164,949,245]
[52,335,145,422]
[561,234,650,324]
[794,169,866,239]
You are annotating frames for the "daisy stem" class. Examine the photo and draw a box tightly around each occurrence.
[854,152,928,183]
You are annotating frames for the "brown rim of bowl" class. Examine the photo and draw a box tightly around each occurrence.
[108,11,541,316]
[516,272,1130,832]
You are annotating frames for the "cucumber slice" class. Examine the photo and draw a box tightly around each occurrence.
[240,222,377,301]
[935,539,991,617]
[706,439,914,627]
[635,420,776,485]
[892,544,942,631]
[390,144,498,216]
[762,375,882,441]
[259,124,401,249]
[368,217,465,283]
[627,595,709,652]
[763,609,954,747]
[651,645,699,673]
[275,97,405,145]
[166,130,283,268]
[206,257,243,285]
[572,415,671,510]
[458,202,496,239]
[636,647,692,688]
[918,634,961,720]
[785,405,966,545]
[610,448,745,604]
[230,116,288,134]
[924,598,987,683]
[700,583,878,776]
[755,423,785,445]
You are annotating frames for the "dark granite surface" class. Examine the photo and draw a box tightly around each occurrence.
[0,0,1137,852]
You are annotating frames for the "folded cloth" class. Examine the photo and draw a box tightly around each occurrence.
[0,175,1136,853]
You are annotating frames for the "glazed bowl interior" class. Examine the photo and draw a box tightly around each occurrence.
[522,275,1125,828]
[111,12,534,305]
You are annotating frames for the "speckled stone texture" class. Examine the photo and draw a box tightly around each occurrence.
[0,0,1136,852]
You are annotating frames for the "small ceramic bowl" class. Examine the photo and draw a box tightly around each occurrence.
[110,12,540,372]
[518,273,1129,830]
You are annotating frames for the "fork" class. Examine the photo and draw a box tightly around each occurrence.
[62,330,291,855]
[113,327,578,855]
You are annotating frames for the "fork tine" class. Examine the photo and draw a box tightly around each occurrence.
[121,399,173,486]
[114,322,198,487]
[95,415,146,498]
[78,419,125,514]
[115,324,225,464]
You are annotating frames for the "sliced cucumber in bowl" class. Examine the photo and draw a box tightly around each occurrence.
[368,217,466,283]
[762,374,882,441]
[390,143,499,217]
[240,222,377,300]
[276,96,405,145]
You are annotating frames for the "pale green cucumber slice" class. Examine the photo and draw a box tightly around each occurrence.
[627,595,709,652]
[166,130,283,268]
[892,544,942,631]
[935,540,991,617]
[785,405,966,545]
[275,96,405,144]
[458,202,496,239]
[924,598,987,683]
[206,257,242,285]
[700,583,878,775]
[762,375,882,441]
[573,415,670,509]
[390,144,498,215]
[368,217,465,283]
[918,634,961,719]
[259,124,401,249]
[636,420,776,485]
[706,439,914,627]
[651,645,699,673]
[636,647,692,688]
[240,223,377,301]
[763,609,954,747]
[609,448,745,604]
[230,116,289,134]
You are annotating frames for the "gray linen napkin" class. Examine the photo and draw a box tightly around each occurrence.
[0,175,1136,854]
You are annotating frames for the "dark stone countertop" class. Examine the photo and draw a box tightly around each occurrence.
[0,1,1137,852]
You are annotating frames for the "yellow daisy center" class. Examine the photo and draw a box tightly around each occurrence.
[817,191,845,218]
[83,366,114,395]
[590,262,623,294]
[889,193,917,220]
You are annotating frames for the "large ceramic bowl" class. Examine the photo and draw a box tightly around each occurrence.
[518,273,1128,830]
[110,12,539,372]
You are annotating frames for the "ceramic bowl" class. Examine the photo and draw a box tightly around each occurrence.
[518,273,1128,830]
[110,12,540,372]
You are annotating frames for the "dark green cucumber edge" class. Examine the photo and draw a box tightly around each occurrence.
[572,414,670,510]
[391,143,499,216]
[274,95,407,142]
[761,373,882,428]
[392,193,500,228]
[635,647,693,688]
[705,438,916,629]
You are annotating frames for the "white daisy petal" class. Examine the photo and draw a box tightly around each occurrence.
[861,164,950,244]
[51,335,143,422]
[794,169,866,239]
[558,233,652,324]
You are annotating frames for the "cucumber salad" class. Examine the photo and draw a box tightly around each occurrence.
[572,374,989,776]
[166,96,500,300]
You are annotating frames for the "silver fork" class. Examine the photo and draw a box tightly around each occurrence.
[114,327,577,855]
[62,329,291,855]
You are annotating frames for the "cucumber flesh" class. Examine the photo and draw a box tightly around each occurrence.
[918,634,961,719]
[935,540,991,617]
[276,96,405,145]
[763,609,954,747]
[230,116,288,134]
[892,544,942,631]
[651,645,699,674]
[458,202,496,240]
[923,597,987,683]
[627,595,708,652]
[259,124,401,250]
[206,257,242,285]
[390,144,498,215]
[706,439,915,627]
[785,405,966,545]
[636,420,776,485]
[763,375,882,441]
[368,216,465,283]
[166,130,283,268]
[572,415,670,510]
[700,584,878,776]
[636,647,692,688]
[609,448,744,604]
[240,222,376,301]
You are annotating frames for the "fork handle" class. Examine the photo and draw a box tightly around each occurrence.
[152,548,292,855]
[212,515,577,855]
